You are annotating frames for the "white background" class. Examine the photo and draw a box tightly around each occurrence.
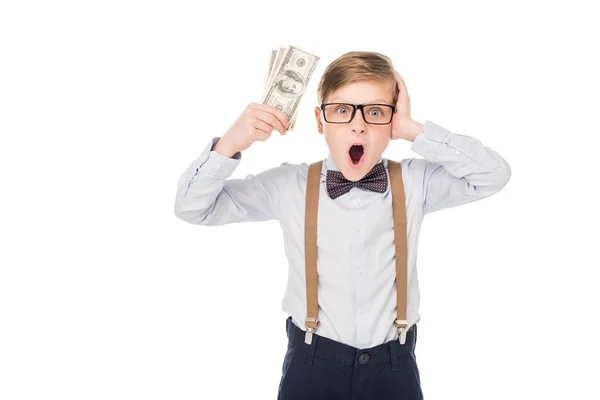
[1,0,599,399]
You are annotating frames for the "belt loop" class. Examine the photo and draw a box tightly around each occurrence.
[304,334,318,366]
[390,340,399,371]
[413,324,417,352]
[285,316,292,339]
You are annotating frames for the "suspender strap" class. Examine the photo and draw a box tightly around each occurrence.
[303,161,322,344]
[388,160,409,344]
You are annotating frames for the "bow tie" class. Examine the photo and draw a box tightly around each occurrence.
[325,161,388,199]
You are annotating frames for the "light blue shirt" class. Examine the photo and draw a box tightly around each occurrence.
[174,120,511,349]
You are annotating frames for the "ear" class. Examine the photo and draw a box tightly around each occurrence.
[314,106,324,134]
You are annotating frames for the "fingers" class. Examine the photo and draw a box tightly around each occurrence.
[252,118,275,137]
[248,103,289,131]
[393,68,408,93]
[392,68,404,85]
[392,68,409,105]
[253,108,287,135]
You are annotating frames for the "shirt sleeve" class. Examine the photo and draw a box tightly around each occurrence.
[409,120,512,215]
[173,137,293,225]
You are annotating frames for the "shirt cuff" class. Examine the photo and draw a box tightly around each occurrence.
[210,137,242,160]
[190,137,242,179]
[410,120,451,157]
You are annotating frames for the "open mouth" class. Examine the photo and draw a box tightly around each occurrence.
[349,144,365,166]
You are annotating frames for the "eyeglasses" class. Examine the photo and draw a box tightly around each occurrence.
[320,103,396,125]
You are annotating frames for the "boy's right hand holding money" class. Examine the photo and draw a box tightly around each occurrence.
[214,103,289,157]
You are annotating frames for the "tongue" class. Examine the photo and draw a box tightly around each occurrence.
[350,145,363,163]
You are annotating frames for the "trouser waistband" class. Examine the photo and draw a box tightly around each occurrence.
[285,316,417,368]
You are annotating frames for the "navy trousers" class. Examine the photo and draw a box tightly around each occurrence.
[277,317,424,400]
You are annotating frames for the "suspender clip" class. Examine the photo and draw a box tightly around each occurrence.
[397,326,407,345]
[304,317,319,345]
[305,327,315,345]
[395,319,408,345]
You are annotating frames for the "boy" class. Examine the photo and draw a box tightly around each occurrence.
[174,51,511,399]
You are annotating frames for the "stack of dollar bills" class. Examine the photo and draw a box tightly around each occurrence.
[262,46,320,130]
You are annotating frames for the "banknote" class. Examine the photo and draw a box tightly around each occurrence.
[264,47,297,130]
[267,49,277,80]
[264,47,284,97]
[262,46,319,131]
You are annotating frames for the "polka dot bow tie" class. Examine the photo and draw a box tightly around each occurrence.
[325,162,388,199]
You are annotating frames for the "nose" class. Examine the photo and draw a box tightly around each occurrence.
[350,109,366,133]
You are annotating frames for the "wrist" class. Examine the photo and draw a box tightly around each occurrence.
[213,138,239,158]
[405,120,424,142]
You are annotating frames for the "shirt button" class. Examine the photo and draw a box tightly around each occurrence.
[354,198,360,205]
[357,270,363,275]
[359,309,366,314]
[455,149,462,155]
[358,353,370,364]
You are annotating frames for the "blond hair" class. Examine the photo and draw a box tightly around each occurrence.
[317,51,398,105]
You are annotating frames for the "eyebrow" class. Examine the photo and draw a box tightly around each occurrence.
[329,97,391,104]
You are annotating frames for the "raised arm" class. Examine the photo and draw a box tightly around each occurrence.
[174,103,291,225]
[408,120,511,215]
[174,137,293,225]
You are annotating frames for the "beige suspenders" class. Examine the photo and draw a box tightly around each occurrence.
[304,161,321,345]
[303,159,409,345]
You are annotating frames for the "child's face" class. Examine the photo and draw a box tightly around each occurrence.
[314,80,395,181]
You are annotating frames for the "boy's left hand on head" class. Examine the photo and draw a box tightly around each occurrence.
[390,69,423,142]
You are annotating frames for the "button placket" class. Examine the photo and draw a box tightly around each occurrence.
[350,220,367,345]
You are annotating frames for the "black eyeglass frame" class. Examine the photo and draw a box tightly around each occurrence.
[320,103,397,125]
